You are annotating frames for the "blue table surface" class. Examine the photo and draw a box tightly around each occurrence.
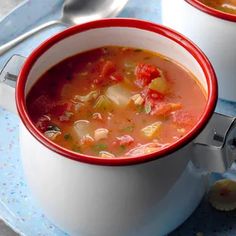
[0,0,236,235]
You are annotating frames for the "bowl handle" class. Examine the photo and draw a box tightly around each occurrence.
[0,55,26,113]
[192,112,236,173]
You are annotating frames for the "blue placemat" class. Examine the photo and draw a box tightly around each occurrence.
[0,0,236,235]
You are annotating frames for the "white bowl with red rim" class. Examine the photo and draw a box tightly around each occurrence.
[0,18,222,236]
[161,0,236,102]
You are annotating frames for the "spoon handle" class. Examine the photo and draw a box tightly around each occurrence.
[0,20,62,55]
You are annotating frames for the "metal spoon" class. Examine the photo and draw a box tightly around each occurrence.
[0,0,128,55]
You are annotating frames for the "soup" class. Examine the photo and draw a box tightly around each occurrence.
[198,0,236,14]
[26,46,206,158]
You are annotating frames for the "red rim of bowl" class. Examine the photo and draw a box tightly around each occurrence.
[185,0,236,22]
[16,18,218,166]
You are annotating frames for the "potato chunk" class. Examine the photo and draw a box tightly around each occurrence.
[94,128,109,141]
[105,84,131,107]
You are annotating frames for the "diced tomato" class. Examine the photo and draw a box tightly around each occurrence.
[90,61,102,74]
[100,60,116,77]
[29,95,53,116]
[141,88,164,112]
[110,72,123,82]
[114,135,134,146]
[51,102,72,116]
[135,63,161,87]
[147,89,164,101]
[93,77,103,85]
[35,116,51,132]
[93,60,120,85]
[151,103,172,116]
[172,111,194,126]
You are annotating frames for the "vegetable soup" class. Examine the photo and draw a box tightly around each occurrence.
[26,46,206,158]
[198,0,236,14]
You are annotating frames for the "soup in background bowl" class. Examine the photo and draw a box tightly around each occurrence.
[26,46,206,158]
[198,0,236,14]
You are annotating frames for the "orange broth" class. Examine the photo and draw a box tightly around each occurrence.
[198,0,236,14]
[26,46,207,158]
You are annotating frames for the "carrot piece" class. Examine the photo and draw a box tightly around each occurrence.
[172,110,194,126]
[151,102,182,116]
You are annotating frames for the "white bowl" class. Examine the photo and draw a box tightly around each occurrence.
[2,19,218,236]
[161,0,236,102]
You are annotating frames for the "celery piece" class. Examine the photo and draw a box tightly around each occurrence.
[131,94,144,106]
[148,77,168,94]
[141,121,162,139]
[144,102,152,114]
[94,95,113,111]
[105,84,132,107]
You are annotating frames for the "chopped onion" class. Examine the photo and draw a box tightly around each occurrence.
[94,95,113,111]
[92,112,103,121]
[99,151,115,158]
[73,120,91,139]
[44,130,61,140]
[94,128,109,141]
[80,134,94,146]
